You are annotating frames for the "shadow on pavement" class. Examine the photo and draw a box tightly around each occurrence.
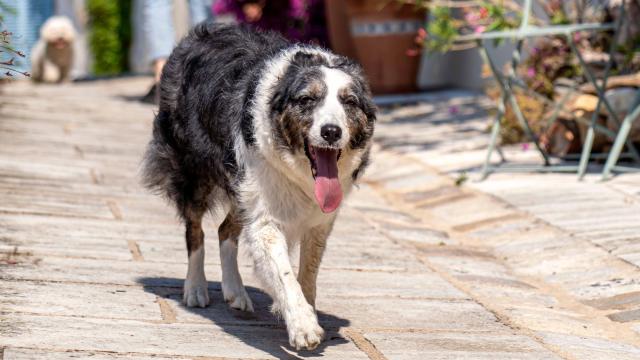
[137,277,350,359]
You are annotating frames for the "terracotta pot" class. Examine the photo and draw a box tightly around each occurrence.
[338,0,425,94]
[325,0,357,59]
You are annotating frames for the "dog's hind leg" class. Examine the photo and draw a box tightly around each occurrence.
[219,209,254,312]
[183,202,210,308]
[298,224,332,308]
[244,221,324,350]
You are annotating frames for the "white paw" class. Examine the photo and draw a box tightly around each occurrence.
[222,283,254,312]
[183,279,209,308]
[287,306,325,351]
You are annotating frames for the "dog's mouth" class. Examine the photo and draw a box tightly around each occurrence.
[52,38,68,49]
[304,139,343,213]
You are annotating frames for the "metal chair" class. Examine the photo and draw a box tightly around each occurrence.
[455,0,638,179]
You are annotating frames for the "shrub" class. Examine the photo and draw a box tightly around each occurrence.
[87,0,131,75]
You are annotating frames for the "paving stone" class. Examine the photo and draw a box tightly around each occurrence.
[378,223,455,246]
[363,162,424,183]
[320,230,427,272]
[327,297,504,331]
[0,280,161,321]
[3,348,179,360]
[583,291,640,310]
[400,185,463,204]
[364,331,561,360]
[351,205,421,224]
[607,309,640,323]
[538,331,640,360]
[315,268,468,299]
[378,172,441,191]
[427,195,514,228]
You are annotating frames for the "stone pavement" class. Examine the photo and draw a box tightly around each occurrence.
[1,78,640,359]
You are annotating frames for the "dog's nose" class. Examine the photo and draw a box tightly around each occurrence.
[320,124,342,144]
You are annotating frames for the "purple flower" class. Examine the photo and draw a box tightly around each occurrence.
[448,105,459,115]
[527,67,536,78]
[573,32,581,42]
[521,143,530,151]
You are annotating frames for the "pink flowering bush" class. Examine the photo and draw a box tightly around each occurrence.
[402,1,520,54]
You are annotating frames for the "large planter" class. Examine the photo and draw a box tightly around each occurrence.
[327,0,424,94]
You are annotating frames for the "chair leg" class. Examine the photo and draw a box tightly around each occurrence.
[577,121,596,180]
[602,96,640,180]
[505,91,550,165]
[481,98,505,180]
[479,40,549,167]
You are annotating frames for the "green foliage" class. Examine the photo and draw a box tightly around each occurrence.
[425,7,457,52]
[488,4,518,34]
[87,0,131,76]
[414,1,520,52]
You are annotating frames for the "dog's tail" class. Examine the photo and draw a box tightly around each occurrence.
[140,110,182,200]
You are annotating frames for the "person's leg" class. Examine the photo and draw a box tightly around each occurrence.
[142,0,174,83]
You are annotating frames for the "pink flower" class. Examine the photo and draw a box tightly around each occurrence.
[448,105,459,115]
[417,27,427,39]
[527,67,535,78]
[465,12,481,25]
[521,143,530,151]
[474,25,486,34]
[573,32,581,42]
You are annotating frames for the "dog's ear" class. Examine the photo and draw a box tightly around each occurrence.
[291,51,328,68]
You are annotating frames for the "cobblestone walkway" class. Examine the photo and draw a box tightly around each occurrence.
[1,79,640,359]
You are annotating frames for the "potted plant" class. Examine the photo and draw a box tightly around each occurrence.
[326,0,425,94]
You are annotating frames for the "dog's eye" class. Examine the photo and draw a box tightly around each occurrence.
[297,96,316,106]
[344,96,358,107]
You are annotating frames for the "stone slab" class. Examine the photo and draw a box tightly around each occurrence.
[364,331,561,360]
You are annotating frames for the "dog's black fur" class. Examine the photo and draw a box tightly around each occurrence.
[143,25,283,219]
[143,23,375,234]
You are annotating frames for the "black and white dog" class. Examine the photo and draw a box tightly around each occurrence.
[142,23,375,350]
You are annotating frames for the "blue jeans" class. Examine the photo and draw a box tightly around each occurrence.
[142,0,212,62]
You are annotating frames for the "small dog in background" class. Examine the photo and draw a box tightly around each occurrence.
[31,16,76,83]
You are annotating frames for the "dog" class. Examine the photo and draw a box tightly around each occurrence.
[31,16,76,83]
[142,23,375,350]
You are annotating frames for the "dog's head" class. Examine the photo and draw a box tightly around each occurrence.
[40,16,76,49]
[263,51,376,213]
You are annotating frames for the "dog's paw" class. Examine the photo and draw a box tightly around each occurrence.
[222,283,254,312]
[183,280,209,308]
[287,307,325,351]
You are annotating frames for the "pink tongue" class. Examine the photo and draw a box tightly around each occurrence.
[313,148,343,213]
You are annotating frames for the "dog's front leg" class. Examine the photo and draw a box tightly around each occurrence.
[244,221,324,350]
[298,224,332,308]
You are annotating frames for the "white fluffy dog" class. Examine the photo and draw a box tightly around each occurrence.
[31,16,76,83]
